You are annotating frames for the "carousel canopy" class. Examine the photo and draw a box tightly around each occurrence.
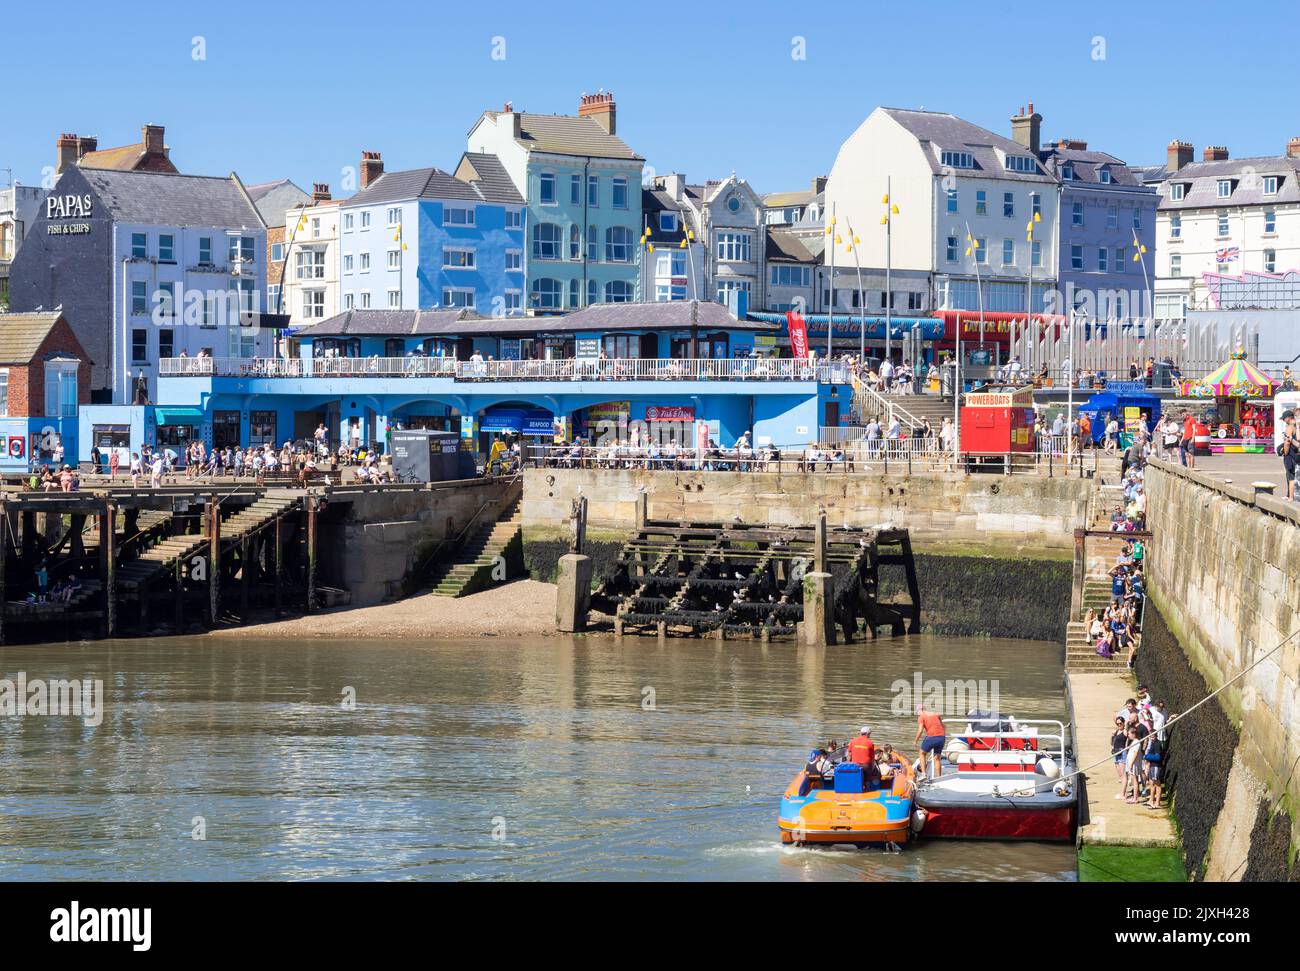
[1179,352,1276,398]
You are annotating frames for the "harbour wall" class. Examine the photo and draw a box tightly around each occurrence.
[1143,460,1300,880]
[316,478,515,605]
[522,468,1084,641]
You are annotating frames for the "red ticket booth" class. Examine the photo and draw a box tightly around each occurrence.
[960,385,1036,454]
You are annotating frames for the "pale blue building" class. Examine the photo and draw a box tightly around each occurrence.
[336,153,524,317]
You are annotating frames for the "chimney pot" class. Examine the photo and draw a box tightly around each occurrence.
[56,132,79,175]
[360,151,384,188]
[142,124,165,155]
[1167,140,1194,173]
[312,183,331,202]
[1010,103,1041,154]
[1203,145,1229,162]
[1286,137,1300,159]
[578,89,616,135]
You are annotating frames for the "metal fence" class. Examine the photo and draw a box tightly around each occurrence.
[160,356,850,384]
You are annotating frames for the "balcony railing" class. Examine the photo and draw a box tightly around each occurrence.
[159,357,848,384]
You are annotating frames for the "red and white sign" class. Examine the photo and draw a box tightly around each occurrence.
[786,310,810,360]
[645,405,695,422]
[8,436,25,459]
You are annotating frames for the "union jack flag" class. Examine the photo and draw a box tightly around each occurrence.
[1216,246,1240,263]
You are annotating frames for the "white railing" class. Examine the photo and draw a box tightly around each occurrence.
[159,356,849,384]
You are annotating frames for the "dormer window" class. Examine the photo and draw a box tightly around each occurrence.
[940,150,974,169]
[1170,183,1186,201]
[660,212,677,233]
[1061,163,1074,181]
[1263,175,1279,195]
[1099,168,1113,184]
[1217,179,1232,199]
[1005,155,1037,173]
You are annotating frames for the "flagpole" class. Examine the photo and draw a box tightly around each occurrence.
[826,204,836,360]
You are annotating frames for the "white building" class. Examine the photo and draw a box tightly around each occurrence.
[0,183,47,309]
[278,189,344,327]
[824,106,1060,316]
[1153,139,1300,319]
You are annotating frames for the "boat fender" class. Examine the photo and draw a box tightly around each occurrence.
[910,808,928,834]
[944,738,969,765]
[1053,781,1071,798]
[1035,755,1061,779]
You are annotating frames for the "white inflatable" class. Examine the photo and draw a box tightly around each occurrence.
[910,808,928,833]
[944,738,969,765]
[1035,756,1062,779]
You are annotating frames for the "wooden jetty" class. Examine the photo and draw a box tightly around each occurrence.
[591,505,920,642]
[0,484,322,644]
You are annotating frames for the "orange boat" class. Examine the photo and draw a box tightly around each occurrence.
[778,753,916,846]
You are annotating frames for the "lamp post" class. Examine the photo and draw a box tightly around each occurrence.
[845,222,866,361]
[1025,208,1042,375]
[824,207,838,359]
[957,224,984,464]
[881,180,899,364]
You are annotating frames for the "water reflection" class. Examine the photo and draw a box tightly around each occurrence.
[0,634,1075,881]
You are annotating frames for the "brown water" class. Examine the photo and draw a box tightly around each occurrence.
[0,633,1076,881]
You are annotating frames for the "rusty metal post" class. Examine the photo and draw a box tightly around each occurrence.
[208,494,221,625]
[305,495,317,613]
[0,499,6,646]
[274,515,283,617]
[240,535,250,620]
[100,500,116,638]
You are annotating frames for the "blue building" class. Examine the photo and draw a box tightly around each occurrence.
[1038,138,1158,322]
[106,301,851,462]
[337,153,524,316]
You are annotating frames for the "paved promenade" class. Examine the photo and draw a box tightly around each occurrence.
[1072,670,1178,848]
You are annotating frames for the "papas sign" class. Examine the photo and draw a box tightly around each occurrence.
[45,193,93,236]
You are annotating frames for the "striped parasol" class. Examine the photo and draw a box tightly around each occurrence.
[1179,350,1277,398]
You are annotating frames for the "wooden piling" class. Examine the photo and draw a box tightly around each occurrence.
[100,501,116,638]
[208,494,221,625]
[305,494,317,614]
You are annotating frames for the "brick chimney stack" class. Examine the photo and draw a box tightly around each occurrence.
[578,90,616,135]
[1203,145,1229,162]
[1056,138,1088,151]
[1167,140,1193,173]
[1010,102,1042,154]
[312,183,331,202]
[1287,137,1300,159]
[360,151,384,188]
[142,124,165,155]
[56,133,79,174]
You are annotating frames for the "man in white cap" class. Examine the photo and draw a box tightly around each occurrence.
[846,726,875,767]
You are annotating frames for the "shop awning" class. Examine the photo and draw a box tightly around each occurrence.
[154,407,204,425]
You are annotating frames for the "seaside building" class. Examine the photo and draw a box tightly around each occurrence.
[335,151,525,316]
[277,184,345,327]
[824,105,1061,354]
[0,311,91,471]
[1151,139,1300,320]
[7,166,277,408]
[246,178,314,317]
[0,183,47,310]
[54,123,179,176]
[119,300,853,462]
[1037,136,1157,322]
[467,93,644,311]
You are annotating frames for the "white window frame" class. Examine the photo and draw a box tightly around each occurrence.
[1217,179,1231,199]
[441,287,475,309]
[444,206,475,227]
[387,289,401,308]
[442,246,475,269]
[1263,175,1279,196]
[1170,184,1185,201]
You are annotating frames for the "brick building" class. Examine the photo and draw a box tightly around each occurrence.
[0,311,92,468]
[55,124,179,175]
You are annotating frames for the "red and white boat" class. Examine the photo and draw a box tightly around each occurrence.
[912,712,1077,842]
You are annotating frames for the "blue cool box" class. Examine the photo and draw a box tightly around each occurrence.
[833,762,864,794]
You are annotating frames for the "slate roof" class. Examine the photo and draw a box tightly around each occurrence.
[481,111,641,160]
[556,300,777,332]
[77,142,178,174]
[762,190,814,208]
[640,187,689,243]
[80,169,263,228]
[292,309,480,337]
[765,228,817,263]
[455,153,525,205]
[245,178,313,227]
[1038,146,1149,192]
[346,158,523,208]
[1158,155,1300,210]
[0,312,73,364]
[882,108,1054,183]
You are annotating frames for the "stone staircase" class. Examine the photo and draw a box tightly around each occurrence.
[1066,479,1145,671]
[429,498,522,598]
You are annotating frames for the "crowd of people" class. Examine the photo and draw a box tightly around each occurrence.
[1110,685,1170,809]
[25,464,82,493]
[803,708,949,790]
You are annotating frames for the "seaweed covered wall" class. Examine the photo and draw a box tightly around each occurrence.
[1144,461,1300,881]
[880,554,1071,641]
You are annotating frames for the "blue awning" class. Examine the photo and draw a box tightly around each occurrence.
[154,407,204,425]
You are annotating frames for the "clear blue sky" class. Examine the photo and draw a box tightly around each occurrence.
[4,0,1298,195]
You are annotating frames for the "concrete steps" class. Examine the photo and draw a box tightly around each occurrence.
[429,501,522,598]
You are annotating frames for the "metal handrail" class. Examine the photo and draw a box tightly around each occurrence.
[158,356,849,384]
[412,473,521,584]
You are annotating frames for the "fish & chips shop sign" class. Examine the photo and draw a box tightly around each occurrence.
[45,193,94,236]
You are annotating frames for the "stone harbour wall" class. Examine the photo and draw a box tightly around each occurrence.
[1144,459,1300,879]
